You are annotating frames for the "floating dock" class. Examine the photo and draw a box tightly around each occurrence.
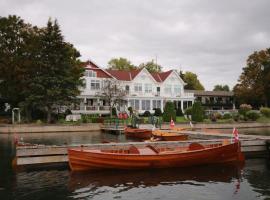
[13,131,270,170]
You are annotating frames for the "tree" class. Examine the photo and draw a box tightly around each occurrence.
[0,15,34,108]
[96,79,127,117]
[191,102,204,122]
[180,71,205,90]
[23,19,84,123]
[108,57,136,71]
[139,60,162,73]
[213,85,230,91]
[234,48,270,107]
[162,101,176,122]
[0,16,85,123]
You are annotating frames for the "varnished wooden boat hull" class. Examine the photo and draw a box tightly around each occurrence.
[154,134,188,141]
[124,128,152,139]
[68,142,244,171]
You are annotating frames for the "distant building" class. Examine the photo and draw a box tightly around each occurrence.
[186,90,235,111]
[71,60,195,115]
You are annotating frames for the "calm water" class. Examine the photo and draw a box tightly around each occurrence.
[0,129,270,200]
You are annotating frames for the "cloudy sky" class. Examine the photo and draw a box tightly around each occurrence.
[1,0,269,90]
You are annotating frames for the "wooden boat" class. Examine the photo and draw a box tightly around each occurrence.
[68,141,244,171]
[124,127,152,139]
[152,130,188,141]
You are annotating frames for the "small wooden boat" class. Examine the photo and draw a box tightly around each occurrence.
[124,127,152,139]
[152,130,188,141]
[68,141,244,171]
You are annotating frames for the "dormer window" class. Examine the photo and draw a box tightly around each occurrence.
[84,70,97,77]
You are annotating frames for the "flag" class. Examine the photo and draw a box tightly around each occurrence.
[232,128,239,143]
[170,117,175,129]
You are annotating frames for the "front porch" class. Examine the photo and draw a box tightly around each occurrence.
[71,98,111,115]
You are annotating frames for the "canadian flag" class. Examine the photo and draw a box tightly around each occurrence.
[232,128,239,143]
[170,117,175,129]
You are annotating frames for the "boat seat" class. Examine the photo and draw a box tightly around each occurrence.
[146,145,159,154]
[129,145,140,154]
[188,143,205,151]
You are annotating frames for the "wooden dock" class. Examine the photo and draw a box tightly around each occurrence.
[13,131,270,170]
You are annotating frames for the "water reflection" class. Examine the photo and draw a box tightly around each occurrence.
[68,164,244,199]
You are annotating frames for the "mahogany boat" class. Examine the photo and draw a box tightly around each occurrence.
[124,127,152,139]
[68,141,244,171]
[152,130,188,141]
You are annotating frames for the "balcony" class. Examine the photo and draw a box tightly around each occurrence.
[72,105,110,114]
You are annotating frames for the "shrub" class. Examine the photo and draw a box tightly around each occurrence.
[143,110,151,117]
[232,113,240,122]
[260,107,270,117]
[81,115,88,123]
[239,104,252,116]
[176,107,183,116]
[154,108,162,116]
[163,101,176,122]
[191,102,204,122]
[184,107,192,115]
[223,113,232,119]
[246,111,260,121]
[112,107,117,116]
[209,112,222,122]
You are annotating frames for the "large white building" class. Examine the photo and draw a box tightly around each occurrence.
[71,60,195,115]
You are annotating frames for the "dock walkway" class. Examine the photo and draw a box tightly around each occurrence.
[14,131,270,170]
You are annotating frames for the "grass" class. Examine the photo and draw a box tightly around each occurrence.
[176,116,189,123]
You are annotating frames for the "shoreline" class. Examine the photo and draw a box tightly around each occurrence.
[0,122,270,134]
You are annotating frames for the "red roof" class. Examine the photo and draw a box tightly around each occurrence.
[82,60,174,82]
[82,60,113,79]
[106,69,142,81]
[151,70,173,82]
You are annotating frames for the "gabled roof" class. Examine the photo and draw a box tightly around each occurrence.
[151,70,173,82]
[82,60,114,79]
[106,69,142,81]
[106,68,173,82]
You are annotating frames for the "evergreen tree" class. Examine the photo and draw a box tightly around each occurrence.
[191,102,204,122]
[25,19,84,123]
[162,101,176,122]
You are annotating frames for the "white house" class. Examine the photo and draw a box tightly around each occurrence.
[71,60,195,115]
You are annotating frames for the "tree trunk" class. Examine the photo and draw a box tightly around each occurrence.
[110,106,112,118]
[47,106,52,123]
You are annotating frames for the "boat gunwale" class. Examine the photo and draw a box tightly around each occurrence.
[68,142,238,157]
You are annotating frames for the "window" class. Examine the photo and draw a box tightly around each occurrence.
[84,70,96,77]
[174,85,181,95]
[129,99,140,110]
[141,100,151,110]
[134,83,142,92]
[90,80,100,90]
[145,84,152,93]
[164,85,172,94]
[152,100,161,109]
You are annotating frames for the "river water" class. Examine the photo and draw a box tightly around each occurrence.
[0,129,270,200]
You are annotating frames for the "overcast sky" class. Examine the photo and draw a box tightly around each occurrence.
[1,0,269,90]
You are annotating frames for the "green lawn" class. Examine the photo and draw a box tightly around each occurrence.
[176,116,189,123]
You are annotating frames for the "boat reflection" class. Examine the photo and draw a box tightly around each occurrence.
[68,163,244,191]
